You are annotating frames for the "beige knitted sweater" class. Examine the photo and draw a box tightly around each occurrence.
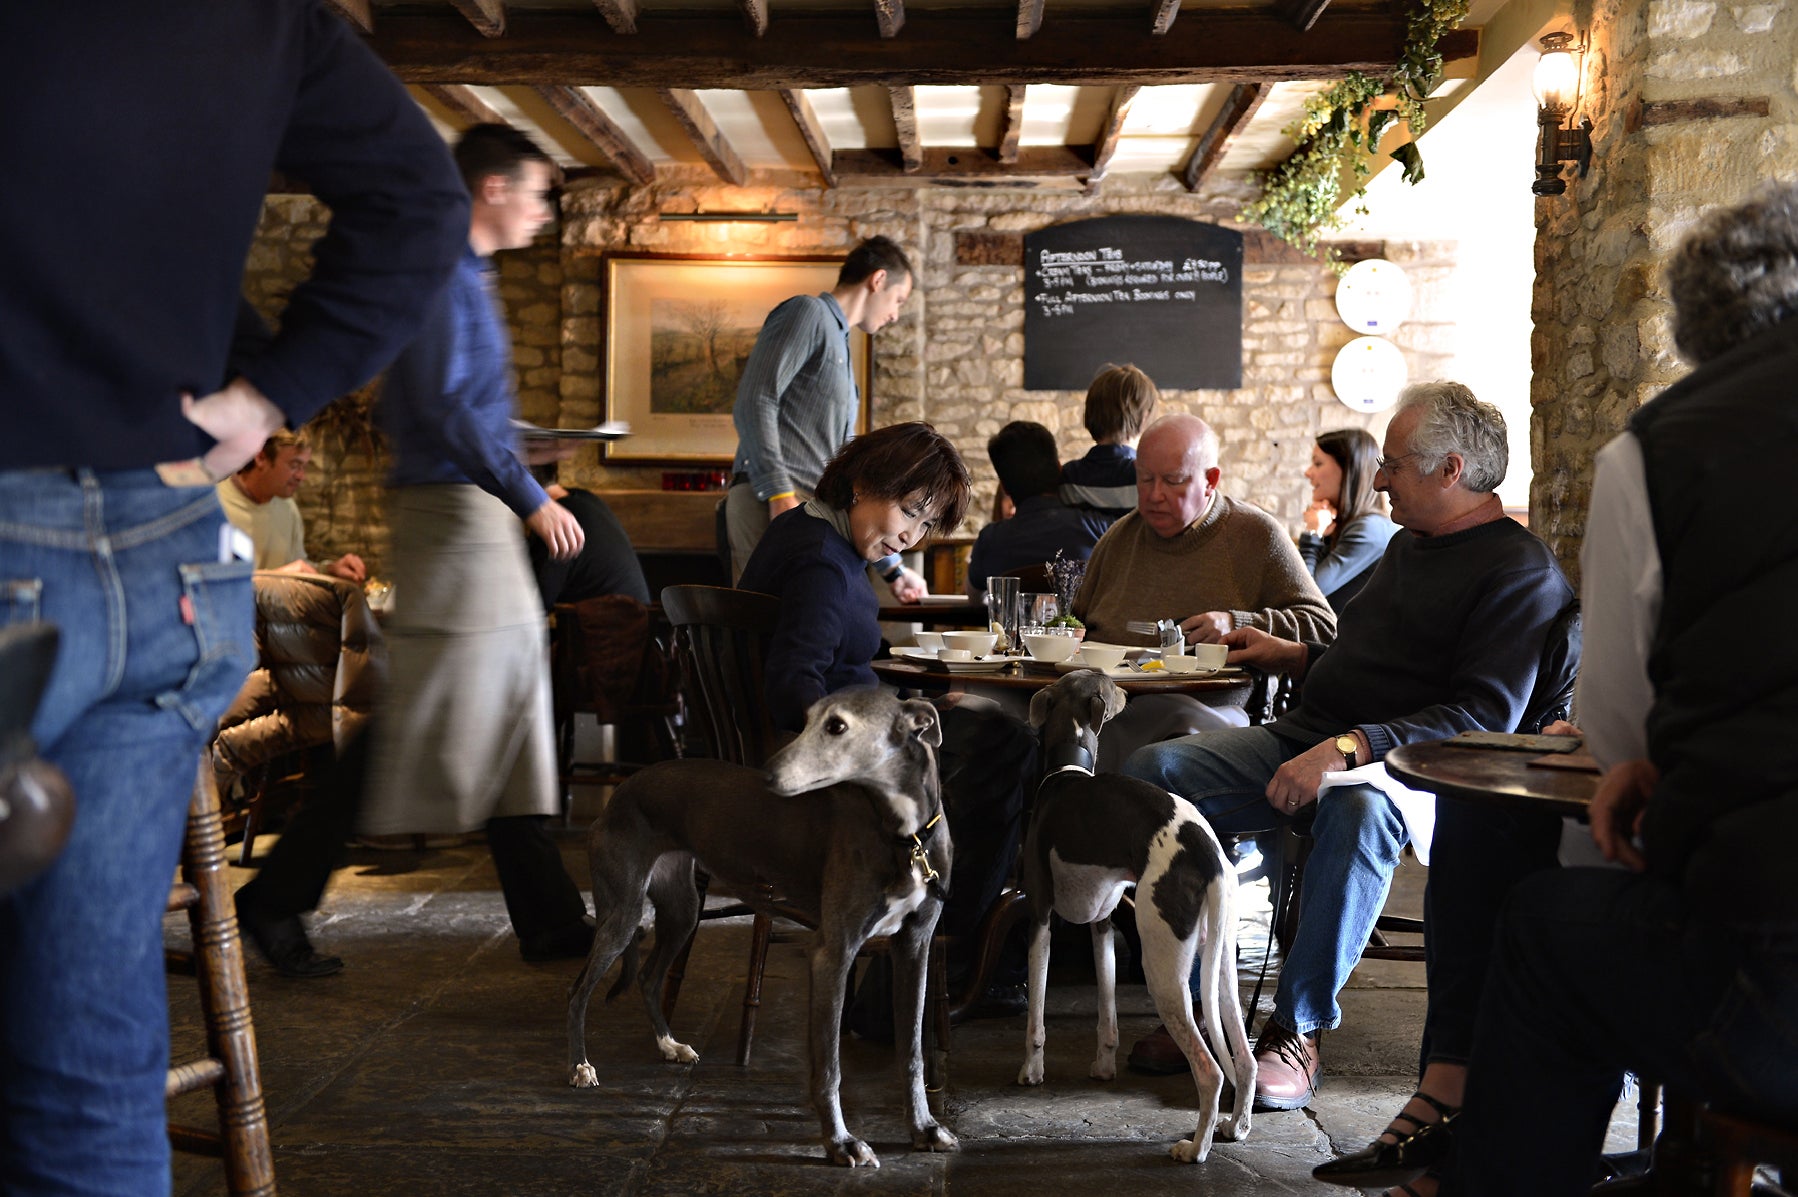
[1072,494,1337,648]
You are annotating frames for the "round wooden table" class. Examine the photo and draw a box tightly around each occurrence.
[871,657,1254,706]
[1384,736,1600,819]
[876,599,989,627]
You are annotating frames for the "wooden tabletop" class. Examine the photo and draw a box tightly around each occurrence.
[871,658,1254,705]
[876,599,989,627]
[1385,737,1602,819]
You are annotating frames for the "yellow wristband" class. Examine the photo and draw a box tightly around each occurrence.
[767,491,796,502]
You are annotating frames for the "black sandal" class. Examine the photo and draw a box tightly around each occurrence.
[1311,1091,1459,1188]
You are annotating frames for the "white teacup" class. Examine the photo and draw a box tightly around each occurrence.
[1076,644,1126,671]
[939,648,974,662]
[913,632,944,651]
[1187,642,1229,670]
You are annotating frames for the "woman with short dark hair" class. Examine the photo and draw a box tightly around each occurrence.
[1298,428,1397,611]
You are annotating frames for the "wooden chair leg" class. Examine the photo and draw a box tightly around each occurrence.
[736,911,774,1066]
[170,758,275,1197]
[1638,1080,1662,1152]
[948,888,1032,1021]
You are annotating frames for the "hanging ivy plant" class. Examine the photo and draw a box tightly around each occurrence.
[1239,0,1471,265]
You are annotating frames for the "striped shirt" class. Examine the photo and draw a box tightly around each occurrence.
[731,292,857,500]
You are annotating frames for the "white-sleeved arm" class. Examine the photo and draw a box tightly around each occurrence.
[1575,432,1662,771]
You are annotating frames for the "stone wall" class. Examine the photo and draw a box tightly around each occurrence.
[1531,0,1798,582]
[244,173,1463,569]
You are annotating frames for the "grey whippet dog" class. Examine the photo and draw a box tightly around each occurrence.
[566,688,957,1168]
[1018,670,1255,1162]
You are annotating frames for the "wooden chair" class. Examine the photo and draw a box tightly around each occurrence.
[657,584,952,1069]
[166,756,275,1196]
[1697,1105,1798,1194]
[549,595,681,807]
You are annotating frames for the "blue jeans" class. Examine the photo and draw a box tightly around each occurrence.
[1,469,253,1196]
[1124,725,1409,1038]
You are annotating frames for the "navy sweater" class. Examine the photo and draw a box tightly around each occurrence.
[737,508,881,734]
[0,1,468,469]
[1272,519,1574,760]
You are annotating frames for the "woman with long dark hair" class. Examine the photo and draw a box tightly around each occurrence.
[1298,428,1398,611]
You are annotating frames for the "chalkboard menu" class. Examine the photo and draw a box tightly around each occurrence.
[1024,216,1243,392]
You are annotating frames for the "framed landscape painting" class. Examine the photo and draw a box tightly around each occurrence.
[602,254,872,463]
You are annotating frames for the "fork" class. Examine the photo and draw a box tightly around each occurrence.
[1124,621,1160,636]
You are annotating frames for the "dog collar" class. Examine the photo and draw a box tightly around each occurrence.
[1045,742,1095,774]
[907,808,945,893]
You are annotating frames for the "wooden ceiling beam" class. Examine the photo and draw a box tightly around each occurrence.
[322,0,372,34]
[834,145,1090,181]
[590,0,639,35]
[1180,80,1264,191]
[874,0,906,38]
[1274,0,1332,32]
[888,86,923,173]
[419,83,506,127]
[659,88,748,186]
[1016,0,1045,39]
[368,11,1476,89]
[531,85,656,185]
[449,0,506,38]
[1087,84,1139,181]
[739,0,770,36]
[1148,0,1180,36]
[780,89,837,186]
[997,85,1026,164]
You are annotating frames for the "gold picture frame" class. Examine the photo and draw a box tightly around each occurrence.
[602,253,872,463]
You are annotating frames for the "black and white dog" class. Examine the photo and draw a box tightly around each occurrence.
[566,688,957,1169]
[1018,670,1255,1162]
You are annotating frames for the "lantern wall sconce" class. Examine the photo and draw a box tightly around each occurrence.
[1532,31,1595,196]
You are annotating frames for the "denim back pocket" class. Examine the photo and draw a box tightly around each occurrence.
[157,561,255,734]
[1,578,43,628]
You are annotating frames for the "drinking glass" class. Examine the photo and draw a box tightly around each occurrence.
[985,575,1021,652]
[1023,592,1060,631]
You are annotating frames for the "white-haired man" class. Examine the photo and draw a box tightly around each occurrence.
[1124,383,1574,1113]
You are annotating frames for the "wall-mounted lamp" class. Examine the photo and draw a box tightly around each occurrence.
[659,211,798,222]
[1531,31,1595,196]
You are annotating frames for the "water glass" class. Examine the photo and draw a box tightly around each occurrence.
[985,575,1021,651]
[1023,592,1060,630]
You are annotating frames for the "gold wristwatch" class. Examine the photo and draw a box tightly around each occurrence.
[1335,734,1359,770]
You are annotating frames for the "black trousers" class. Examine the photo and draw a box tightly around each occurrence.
[1445,867,1798,1196]
[237,723,587,942]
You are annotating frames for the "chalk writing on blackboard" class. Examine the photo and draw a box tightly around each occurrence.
[1023,216,1243,391]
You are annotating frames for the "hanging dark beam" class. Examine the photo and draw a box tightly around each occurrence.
[532,85,656,185]
[323,0,372,34]
[660,89,748,186]
[590,0,638,34]
[1016,0,1045,39]
[1088,84,1139,180]
[781,89,837,186]
[888,86,923,173]
[449,0,506,37]
[1274,0,1333,32]
[834,145,1090,181]
[874,0,906,38]
[1180,81,1264,191]
[739,0,770,36]
[997,85,1027,164]
[367,11,1476,89]
[419,84,506,127]
[1148,0,1180,36]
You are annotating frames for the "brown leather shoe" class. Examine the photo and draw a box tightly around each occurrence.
[1126,1023,1189,1075]
[1253,1021,1320,1110]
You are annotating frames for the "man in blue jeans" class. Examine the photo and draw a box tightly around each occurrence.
[0,5,467,1193]
[1122,382,1573,1111]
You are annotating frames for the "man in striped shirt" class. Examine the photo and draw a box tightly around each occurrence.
[725,236,924,595]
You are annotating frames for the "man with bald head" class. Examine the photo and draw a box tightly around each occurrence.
[1071,412,1335,758]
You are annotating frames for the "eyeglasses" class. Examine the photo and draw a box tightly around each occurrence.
[1376,451,1419,474]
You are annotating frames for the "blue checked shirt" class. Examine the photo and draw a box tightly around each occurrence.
[731,292,858,500]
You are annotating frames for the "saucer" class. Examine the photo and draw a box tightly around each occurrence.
[939,656,1012,673]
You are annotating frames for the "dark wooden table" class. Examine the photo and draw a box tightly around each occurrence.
[1385,736,1601,819]
[876,598,989,627]
[872,658,1254,706]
